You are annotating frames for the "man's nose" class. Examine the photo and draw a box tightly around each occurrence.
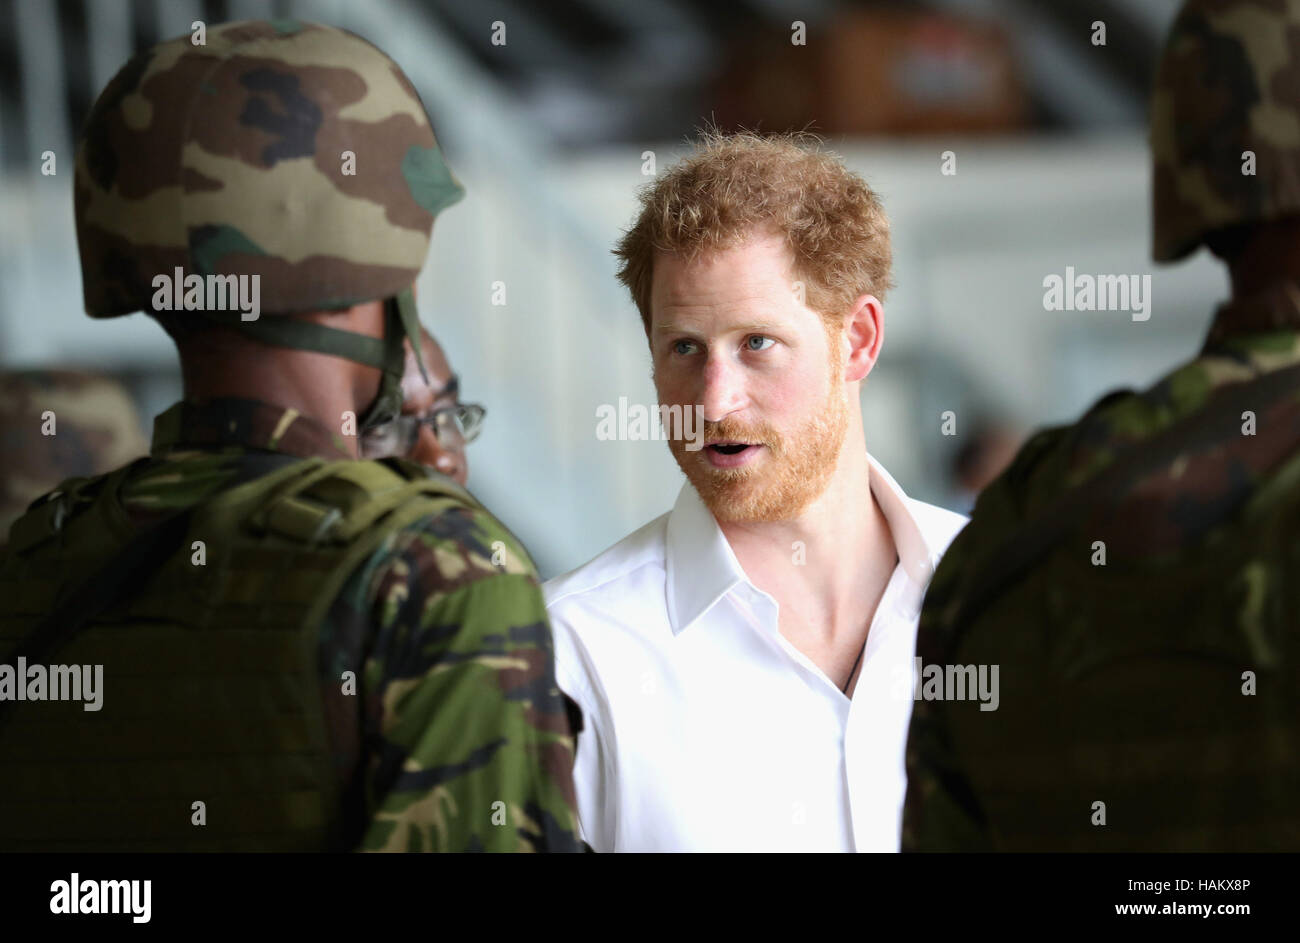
[433,447,464,484]
[699,352,747,423]
[418,426,465,486]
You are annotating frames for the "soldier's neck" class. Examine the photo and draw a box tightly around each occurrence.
[171,304,389,458]
[177,335,377,459]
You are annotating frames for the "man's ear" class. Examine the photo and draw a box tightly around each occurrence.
[843,293,883,383]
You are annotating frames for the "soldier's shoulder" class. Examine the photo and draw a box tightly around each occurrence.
[375,486,539,602]
[935,367,1201,559]
[256,456,538,596]
[927,346,1300,640]
[962,380,1158,533]
[321,473,545,665]
[948,417,1084,555]
[1052,342,1292,492]
[923,390,1136,628]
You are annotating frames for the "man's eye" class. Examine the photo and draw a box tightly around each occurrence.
[672,340,699,355]
[745,335,775,351]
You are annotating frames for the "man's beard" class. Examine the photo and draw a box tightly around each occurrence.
[667,362,850,523]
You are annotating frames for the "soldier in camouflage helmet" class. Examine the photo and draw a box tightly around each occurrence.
[0,370,148,546]
[903,0,1300,851]
[0,20,582,852]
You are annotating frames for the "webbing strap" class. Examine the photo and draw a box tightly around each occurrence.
[394,288,430,385]
[232,316,387,368]
[213,289,426,382]
[5,464,135,555]
[250,457,480,541]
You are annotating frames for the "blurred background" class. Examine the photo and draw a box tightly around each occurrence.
[0,0,1227,578]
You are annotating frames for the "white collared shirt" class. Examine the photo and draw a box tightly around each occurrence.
[543,454,968,852]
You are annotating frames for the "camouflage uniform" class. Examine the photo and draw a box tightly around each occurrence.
[0,20,581,852]
[0,371,148,544]
[903,0,1300,852]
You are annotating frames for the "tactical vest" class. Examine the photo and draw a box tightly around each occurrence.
[0,455,483,851]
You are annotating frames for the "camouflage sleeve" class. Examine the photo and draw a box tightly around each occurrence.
[352,506,582,852]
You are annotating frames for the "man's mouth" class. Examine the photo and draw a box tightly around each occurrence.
[703,441,763,468]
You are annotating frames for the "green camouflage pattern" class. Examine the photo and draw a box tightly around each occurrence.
[0,398,581,852]
[902,288,1300,851]
[0,371,147,543]
[75,19,464,317]
[1151,0,1300,261]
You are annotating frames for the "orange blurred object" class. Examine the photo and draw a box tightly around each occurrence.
[713,9,1028,136]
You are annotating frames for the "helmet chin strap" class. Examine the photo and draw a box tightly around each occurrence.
[215,287,431,434]
[357,289,430,432]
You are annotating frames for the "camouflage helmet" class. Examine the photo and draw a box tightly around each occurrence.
[1151,0,1300,262]
[74,19,464,430]
[75,18,463,317]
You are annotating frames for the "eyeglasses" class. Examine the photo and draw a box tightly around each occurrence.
[362,403,486,458]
